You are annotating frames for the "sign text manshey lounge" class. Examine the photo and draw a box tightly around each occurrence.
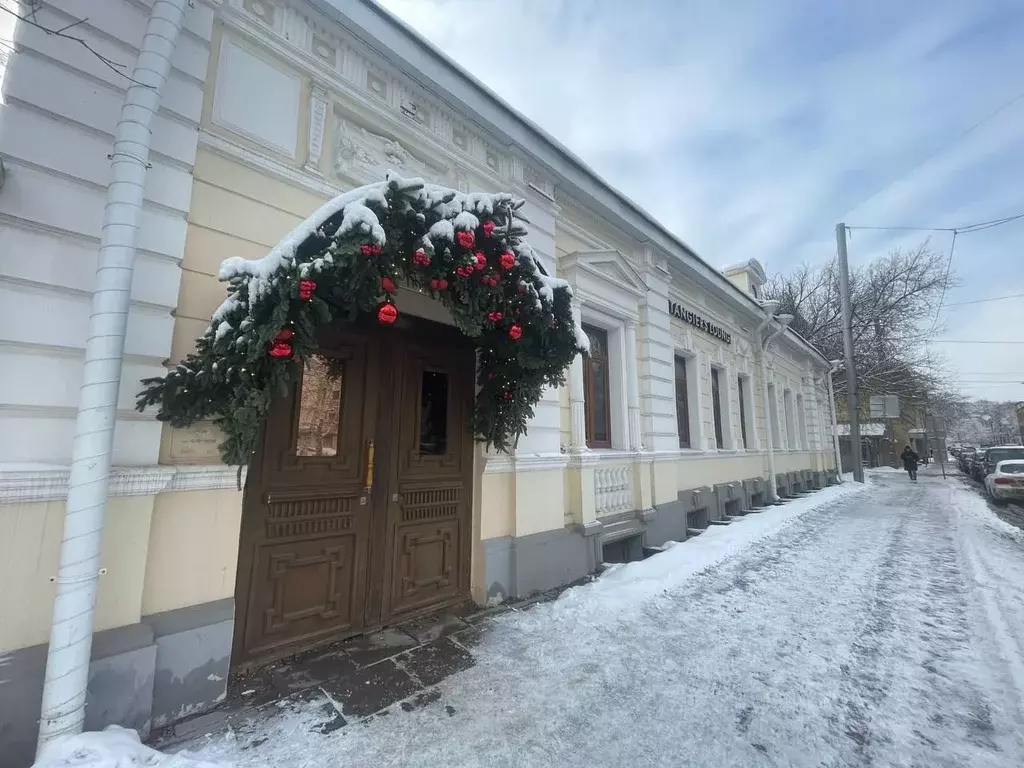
[668,301,732,344]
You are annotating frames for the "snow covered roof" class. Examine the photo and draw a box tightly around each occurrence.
[313,0,779,324]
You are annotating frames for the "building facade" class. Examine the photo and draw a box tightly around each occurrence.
[0,0,838,761]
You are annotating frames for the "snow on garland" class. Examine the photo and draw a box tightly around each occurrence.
[137,173,588,466]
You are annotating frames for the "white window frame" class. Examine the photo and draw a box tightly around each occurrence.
[737,372,756,451]
[709,363,734,450]
[579,304,630,452]
[767,382,782,450]
[796,392,810,450]
[783,388,796,451]
[673,348,703,452]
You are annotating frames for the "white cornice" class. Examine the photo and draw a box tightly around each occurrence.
[484,453,569,474]
[0,465,246,504]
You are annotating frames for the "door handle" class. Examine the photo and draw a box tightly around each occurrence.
[364,440,375,493]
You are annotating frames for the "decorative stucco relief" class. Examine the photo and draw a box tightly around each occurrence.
[332,116,450,186]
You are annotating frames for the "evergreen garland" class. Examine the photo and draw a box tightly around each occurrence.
[136,174,588,466]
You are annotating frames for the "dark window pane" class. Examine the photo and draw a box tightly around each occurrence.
[737,376,747,449]
[585,327,606,357]
[675,356,690,448]
[590,362,610,443]
[582,325,611,448]
[419,370,449,455]
[711,368,724,449]
[295,355,344,457]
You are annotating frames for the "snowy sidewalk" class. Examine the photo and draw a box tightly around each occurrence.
[38,473,1024,767]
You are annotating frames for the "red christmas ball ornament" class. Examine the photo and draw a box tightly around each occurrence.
[412,249,431,267]
[456,231,476,249]
[438,278,448,290]
[274,327,295,342]
[517,283,527,295]
[298,279,317,300]
[503,391,514,401]
[381,276,397,294]
[487,311,504,322]
[508,324,523,341]
[489,275,500,287]
[499,252,516,271]
[429,278,440,291]
[268,341,293,358]
[474,252,487,271]
[377,302,398,325]
[482,221,496,237]
[361,243,382,257]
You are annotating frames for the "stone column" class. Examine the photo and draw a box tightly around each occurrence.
[569,299,589,452]
[625,320,643,452]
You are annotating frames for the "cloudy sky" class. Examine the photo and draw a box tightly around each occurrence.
[376,0,1024,404]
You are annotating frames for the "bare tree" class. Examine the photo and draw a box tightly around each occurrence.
[763,242,957,405]
[0,0,153,86]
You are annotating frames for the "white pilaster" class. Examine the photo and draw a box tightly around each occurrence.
[569,299,589,452]
[625,320,643,451]
[304,81,328,174]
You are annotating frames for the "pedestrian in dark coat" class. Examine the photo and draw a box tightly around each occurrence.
[901,445,919,482]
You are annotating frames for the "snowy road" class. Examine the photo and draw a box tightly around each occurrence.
[176,468,1024,768]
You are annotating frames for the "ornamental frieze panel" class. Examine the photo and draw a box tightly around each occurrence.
[228,0,508,179]
[331,111,451,188]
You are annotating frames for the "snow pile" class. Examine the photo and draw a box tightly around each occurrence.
[556,480,868,616]
[950,480,1024,544]
[179,481,868,767]
[33,726,225,768]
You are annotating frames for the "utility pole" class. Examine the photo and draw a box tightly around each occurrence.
[836,223,864,483]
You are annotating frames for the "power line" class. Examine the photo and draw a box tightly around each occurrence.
[846,211,1024,235]
[928,340,1024,344]
[841,88,1024,218]
[943,292,1024,308]
[928,230,957,333]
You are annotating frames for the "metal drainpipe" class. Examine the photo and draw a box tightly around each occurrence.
[827,362,843,481]
[754,314,778,502]
[36,0,189,752]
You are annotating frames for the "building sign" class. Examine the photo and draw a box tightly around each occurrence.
[668,301,732,344]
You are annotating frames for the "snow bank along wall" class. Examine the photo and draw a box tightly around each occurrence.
[0,0,835,762]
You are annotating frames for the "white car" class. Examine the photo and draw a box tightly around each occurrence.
[985,459,1024,506]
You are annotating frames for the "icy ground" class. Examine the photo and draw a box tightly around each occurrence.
[40,467,1024,767]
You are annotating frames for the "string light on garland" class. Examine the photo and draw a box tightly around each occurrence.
[135,173,587,466]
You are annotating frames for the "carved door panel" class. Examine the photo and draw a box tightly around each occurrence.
[234,330,381,666]
[376,332,475,623]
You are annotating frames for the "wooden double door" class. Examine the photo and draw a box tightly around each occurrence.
[233,321,474,667]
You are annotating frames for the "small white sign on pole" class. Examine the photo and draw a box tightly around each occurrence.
[869,395,900,420]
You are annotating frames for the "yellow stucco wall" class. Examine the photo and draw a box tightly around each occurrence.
[677,453,766,490]
[141,489,244,616]
[0,496,154,653]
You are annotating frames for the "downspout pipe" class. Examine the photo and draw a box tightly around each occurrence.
[827,361,843,481]
[37,0,189,752]
[755,302,792,502]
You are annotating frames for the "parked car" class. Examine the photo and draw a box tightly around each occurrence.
[973,445,1024,481]
[985,459,1024,506]
[968,450,989,480]
[958,446,977,473]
